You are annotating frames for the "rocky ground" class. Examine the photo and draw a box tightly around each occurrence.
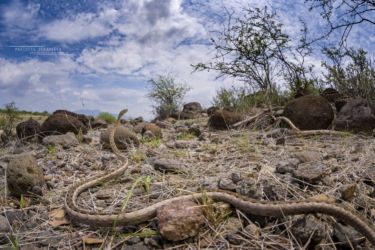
[1,116,375,249]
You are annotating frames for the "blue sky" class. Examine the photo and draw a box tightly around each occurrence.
[0,0,374,119]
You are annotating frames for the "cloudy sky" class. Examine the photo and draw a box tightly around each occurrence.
[0,0,373,119]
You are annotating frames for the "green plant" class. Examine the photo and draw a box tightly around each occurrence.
[323,48,375,101]
[9,234,20,250]
[0,101,20,140]
[98,112,117,124]
[147,74,191,119]
[19,194,26,209]
[141,137,161,148]
[47,145,57,155]
[130,150,146,163]
[176,132,196,140]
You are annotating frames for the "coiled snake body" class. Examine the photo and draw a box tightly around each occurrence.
[65,109,375,246]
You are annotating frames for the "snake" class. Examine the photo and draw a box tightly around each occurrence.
[64,109,375,247]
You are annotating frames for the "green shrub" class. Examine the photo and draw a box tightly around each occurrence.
[147,74,191,119]
[212,85,289,112]
[98,112,116,124]
[0,101,20,140]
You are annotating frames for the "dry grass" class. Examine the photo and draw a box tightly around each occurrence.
[1,120,375,249]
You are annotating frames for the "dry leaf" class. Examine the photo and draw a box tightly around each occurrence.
[309,194,336,203]
[49,208,65,219]
[49,208,69,227]
[82,236,104,245]
[49,217,69,227]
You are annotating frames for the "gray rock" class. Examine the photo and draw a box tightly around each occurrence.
[334,223,365,248]
[0,215,10,244]
[42,132,79,148]
[275,159,299,174]
[157,199,205,241]
[6,154,45,197]
[291,214,332,246]
[218,178,237,192]
[125,242,149,250]
[153,159,187,174]
[293,151,321,163]
[292,161,330,184]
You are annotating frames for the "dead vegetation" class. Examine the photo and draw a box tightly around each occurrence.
[1,115,375,249]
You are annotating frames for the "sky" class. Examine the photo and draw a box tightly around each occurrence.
[0,0,374,119]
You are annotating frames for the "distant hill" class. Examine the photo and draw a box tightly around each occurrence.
[74,109,102,117]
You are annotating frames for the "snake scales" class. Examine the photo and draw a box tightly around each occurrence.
[65,109,375,246]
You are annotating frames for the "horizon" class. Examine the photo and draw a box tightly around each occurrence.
[1,0,374,120]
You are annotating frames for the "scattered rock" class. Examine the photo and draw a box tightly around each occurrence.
[218,178,237,191]
[321,88,341,103]
[291,214,332,246]
[91,118,108,129]
[141,123,162,138]
[333,223,365,248]
[0,215,10,244]
[52,110,91,127]
[292,161,330,184]
[334,98,375,133]
[275,159,299,174]
[16,118,40,140]
[126,242,149,250]
[284,95,334,130]
[100,126,140,150]
[6,154,45,197]
[208,109,243,130]
[153,159,187,173]
[40,113,87,137]
[157,199,205,241]
[293,151,321,163]
[42,133,79,148]
[179,102,203,120]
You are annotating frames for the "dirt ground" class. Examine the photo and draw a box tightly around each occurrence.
[1,117,375,249]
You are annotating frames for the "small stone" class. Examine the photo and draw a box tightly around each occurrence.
[157,199,205,241]
[144,236,162,248]
[340,184,357,201]
[231,173,242,184]
[0,216,10,244]
[153,159,187,174]
[125,242,149,250]
[95,190,113,200]
[293,151,321,163]
[126,236,141,245]
[333,223,365,248]
[42,132,79,148]
[292,161,330,184]
[291,214,332,246]
[243,223,261,239]
[218,178,237,192]
[275,159,299,174]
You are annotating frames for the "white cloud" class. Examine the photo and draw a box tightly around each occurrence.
[40,12,115,43]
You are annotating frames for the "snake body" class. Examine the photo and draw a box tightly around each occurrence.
[64,109,375,247]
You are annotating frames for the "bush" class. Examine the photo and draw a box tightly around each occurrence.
[98,112,117,124]
[323,48,375,101]
[0,101,20,140]
[147,74,190,119]
[212,85,289,112]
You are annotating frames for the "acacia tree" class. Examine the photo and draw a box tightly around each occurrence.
[323,47,375,100]
[147,75,190,119]
[193,6,317,100]
[306,0,375,44]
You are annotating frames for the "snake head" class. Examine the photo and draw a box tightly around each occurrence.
[117,109,128,121]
